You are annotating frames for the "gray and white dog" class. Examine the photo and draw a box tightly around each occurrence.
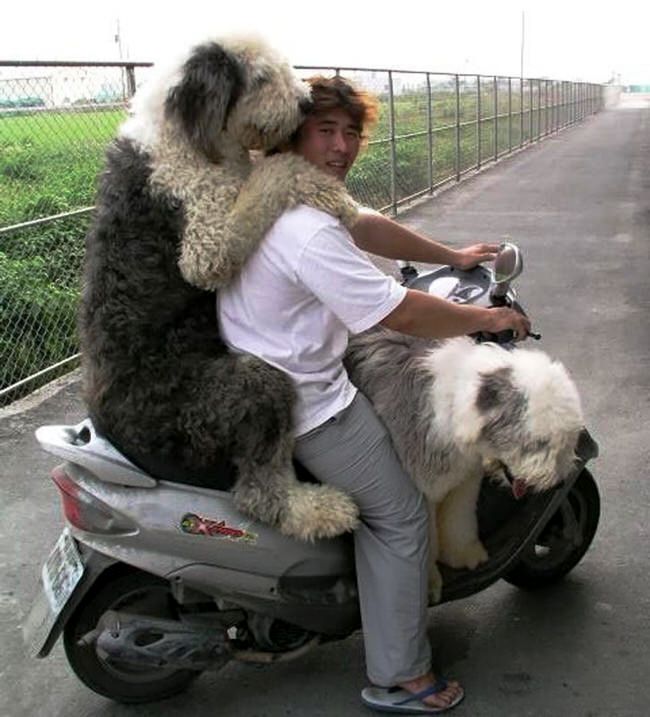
[345,330,584,598]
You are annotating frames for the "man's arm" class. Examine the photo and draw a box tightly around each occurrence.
[350,212,497,270]
[381,289,531,340]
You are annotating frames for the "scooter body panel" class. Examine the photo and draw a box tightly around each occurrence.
[60,460,356,583]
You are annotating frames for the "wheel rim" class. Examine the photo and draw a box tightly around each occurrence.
[518,486,588,571]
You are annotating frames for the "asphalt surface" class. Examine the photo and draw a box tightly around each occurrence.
[1,94,649,717]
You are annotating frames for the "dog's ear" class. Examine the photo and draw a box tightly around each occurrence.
[165,42,244,160]
[476,367,517,413]
[475,366,528,443]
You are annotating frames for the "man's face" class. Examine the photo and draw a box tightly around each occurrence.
[293,109,361,181]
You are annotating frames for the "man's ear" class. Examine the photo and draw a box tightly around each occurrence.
[165,42,244,160]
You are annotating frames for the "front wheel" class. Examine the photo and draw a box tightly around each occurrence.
[63,568,203,703]
[504,469,600,590]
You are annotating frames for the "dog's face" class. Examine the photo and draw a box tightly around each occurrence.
[474,354,584,497]
[162,37,309,160]
[222,38,310,152]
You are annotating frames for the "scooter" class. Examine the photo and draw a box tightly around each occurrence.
[23,243,599,704]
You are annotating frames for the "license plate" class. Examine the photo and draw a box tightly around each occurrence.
[42,528,84,614]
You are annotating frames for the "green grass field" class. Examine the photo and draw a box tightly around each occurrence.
[0,108,125,226]
[0,108,125,394]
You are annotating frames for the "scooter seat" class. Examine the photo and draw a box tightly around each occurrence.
[88,413,321,491]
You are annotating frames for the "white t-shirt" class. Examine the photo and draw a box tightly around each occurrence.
[217,205,407,435]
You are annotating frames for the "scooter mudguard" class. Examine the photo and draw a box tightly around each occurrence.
[23,532,116,658]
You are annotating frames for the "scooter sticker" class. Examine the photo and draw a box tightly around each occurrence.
[179,513,258,544]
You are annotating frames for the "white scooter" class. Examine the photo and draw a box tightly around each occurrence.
[23,244,599,704]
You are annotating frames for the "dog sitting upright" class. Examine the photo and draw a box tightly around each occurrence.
[80,36,360,540]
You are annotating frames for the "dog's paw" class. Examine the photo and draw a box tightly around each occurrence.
[440,539,489,570]
[279,484,359,541]
[428,564,443,604]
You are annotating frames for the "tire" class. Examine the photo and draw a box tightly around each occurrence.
[63,568,203,703]
[504,469,600,590]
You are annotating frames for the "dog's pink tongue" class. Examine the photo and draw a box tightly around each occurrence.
[512,479,528,499]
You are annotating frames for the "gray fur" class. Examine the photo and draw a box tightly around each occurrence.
[477,368,529,449]
[344,327,459,488]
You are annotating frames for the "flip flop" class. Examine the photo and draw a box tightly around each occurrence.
[361,679,465,714]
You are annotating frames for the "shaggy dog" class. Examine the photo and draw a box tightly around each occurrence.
[80,35,360,541]
[344,331,584,598]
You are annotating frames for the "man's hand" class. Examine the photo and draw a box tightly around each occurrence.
[452,243,499,271]
[485,307,531,341]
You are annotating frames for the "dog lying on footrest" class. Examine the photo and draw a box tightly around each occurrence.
[344,331,584,598]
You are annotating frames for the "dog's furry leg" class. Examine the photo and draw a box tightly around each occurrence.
[437,474,488,569]
[232,437,359,541]
[425,499,444,603]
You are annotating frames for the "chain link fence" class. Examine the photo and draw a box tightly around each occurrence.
[0,59,604,404]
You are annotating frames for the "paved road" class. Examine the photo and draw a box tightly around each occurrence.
[1,98,649,717]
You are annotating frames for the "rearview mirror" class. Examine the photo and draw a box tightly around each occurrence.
[491,242,523,299]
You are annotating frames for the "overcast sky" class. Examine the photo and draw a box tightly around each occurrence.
[2,0,648,84]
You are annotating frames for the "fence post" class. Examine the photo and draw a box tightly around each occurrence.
[493,75,498,161]
[520,76,524,147]
[125,64,137,98]
[592,84,595,114]
[455,74,461,182]
[426,73,433,193]
[537,79,542,140]
[388,70,397,216]
[529,79,533,142]
[571,82,578,124]
[477,75,481,170]
[508,76,512,153]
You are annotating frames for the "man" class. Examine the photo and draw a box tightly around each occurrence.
[218,76,530,713]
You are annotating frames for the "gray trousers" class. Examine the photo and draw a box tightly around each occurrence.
[294,391,432,686]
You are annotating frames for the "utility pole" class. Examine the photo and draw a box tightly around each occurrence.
[115,19,126,101]
[115,19,124,61]
[520,11,525,80]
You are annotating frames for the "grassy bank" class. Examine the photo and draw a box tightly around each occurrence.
[0,108,125,226]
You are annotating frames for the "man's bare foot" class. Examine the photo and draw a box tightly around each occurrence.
[399,672,464,709]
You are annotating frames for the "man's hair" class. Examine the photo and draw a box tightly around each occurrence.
[303,75,379,137]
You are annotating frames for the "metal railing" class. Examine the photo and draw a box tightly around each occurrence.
[0,59,604,403]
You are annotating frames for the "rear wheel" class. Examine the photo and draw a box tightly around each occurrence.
[63,568,203,703]
[504,469,600,590]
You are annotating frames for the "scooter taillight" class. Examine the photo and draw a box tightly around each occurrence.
[51,466,136,535]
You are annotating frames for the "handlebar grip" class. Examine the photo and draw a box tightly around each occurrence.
[475,329,541,344]
[477,329,515,344]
